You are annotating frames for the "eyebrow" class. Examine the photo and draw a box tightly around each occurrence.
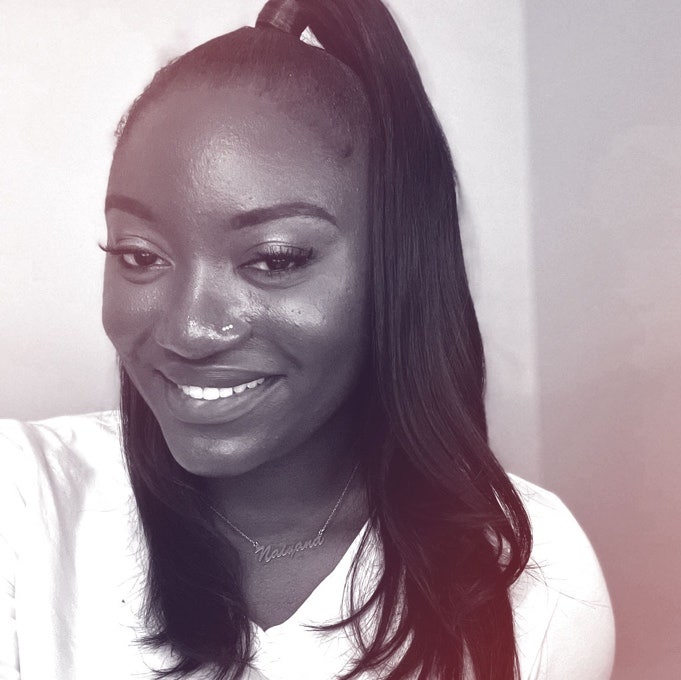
[105,194,156,222]
[105,196,338,230]
[229,202,338,230]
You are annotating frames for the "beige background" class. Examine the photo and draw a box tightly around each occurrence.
[1,1,680,677]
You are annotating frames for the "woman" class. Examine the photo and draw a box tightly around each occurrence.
[0,0,614,678]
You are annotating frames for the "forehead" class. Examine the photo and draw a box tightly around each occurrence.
[108,82,368,222]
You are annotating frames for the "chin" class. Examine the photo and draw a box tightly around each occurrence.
[159,424,273,479]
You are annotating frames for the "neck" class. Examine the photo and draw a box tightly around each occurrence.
[204,405,366,543]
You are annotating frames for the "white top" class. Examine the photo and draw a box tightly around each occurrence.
[0,412,615,680]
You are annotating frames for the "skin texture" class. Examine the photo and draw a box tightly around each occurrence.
[104,80,369,474]
[102,81,371,627]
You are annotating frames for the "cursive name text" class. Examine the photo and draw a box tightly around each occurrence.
[254,534,325,564]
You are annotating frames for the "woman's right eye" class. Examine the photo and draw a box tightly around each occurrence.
[100,245,168,270]
[120,250,164,269]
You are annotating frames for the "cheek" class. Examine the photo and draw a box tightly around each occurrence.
[276,272,370,368]
[101,266,155,355]
[313,251,370,358]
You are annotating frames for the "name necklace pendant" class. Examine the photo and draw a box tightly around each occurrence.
[210,461,360,565]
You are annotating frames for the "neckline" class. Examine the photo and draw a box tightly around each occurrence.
[251,518,371,636]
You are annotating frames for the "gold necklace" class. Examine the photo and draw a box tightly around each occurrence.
[209,462,360,565]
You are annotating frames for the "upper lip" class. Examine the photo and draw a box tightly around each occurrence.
[158,364,278,388]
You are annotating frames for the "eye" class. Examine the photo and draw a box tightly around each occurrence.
[242,245,314,276]
[99,244,169,270]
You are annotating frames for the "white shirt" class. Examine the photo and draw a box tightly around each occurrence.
[0,412,614,680]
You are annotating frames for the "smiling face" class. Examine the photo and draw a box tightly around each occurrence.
[102,81,371,477]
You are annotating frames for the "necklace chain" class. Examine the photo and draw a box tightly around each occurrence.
[209,462,360,558]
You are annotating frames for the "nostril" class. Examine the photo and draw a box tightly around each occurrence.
[154,317,252,360]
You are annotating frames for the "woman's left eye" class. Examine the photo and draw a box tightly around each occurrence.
[242,245,314,276]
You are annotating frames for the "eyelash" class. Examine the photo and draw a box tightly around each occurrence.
[242,245,314,276]
[99,244,167,270]
[99,244,315,277]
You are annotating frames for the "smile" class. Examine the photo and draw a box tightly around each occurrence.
[178,378,266,400]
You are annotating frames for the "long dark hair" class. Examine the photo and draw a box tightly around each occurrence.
[116,1,532,678]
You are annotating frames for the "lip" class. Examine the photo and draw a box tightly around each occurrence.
[156,368,281,425]
[159,364,277,389]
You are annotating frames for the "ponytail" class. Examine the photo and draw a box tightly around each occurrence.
[118,2,532,679]
[256,3,533,679]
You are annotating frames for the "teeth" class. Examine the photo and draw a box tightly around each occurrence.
[179,377,265,400]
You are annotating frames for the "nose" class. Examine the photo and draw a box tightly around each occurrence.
[153,266,252,360]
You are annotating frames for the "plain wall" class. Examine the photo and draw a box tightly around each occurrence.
[526,2,681,678]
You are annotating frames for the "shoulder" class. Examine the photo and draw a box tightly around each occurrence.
[0,413,153,678]
[0,409,121,448]
[0,411,128,517]
[0,410,122,464]
[509,474,616,680]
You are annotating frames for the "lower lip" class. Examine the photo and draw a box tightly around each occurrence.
[160,374,280,425]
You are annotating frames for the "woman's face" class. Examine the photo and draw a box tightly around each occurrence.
[102,81,370,477]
